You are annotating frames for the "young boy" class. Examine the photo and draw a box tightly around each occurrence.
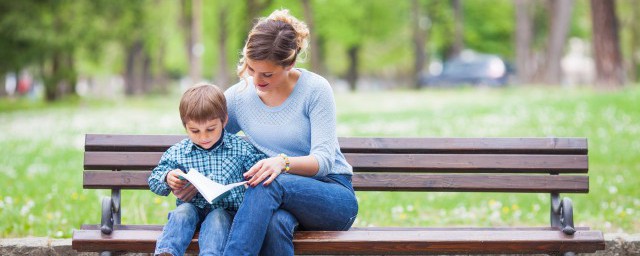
[148,83,266,256]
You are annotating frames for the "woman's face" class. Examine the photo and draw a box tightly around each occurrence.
[246,59,292,92]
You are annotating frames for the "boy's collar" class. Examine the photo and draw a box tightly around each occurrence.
[185,129,232,153]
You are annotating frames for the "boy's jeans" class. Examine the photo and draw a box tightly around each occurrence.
[223,174,358,256]
[155,203,235,256]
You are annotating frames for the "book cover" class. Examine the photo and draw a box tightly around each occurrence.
[178,168,247,204]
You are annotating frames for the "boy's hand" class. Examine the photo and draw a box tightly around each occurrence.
[173,185,197,202]
[166,169,188,190]
[244,157,285,187]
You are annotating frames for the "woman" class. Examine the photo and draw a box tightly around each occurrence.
[221,9,358,256]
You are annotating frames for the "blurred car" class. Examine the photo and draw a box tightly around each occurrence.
[420,52,512,87]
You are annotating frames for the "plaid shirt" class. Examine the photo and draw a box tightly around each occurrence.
[148,131,266,211]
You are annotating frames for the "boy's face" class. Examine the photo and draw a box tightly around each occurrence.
[185,118,226,150]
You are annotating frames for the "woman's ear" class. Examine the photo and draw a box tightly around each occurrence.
[285,62,295,71]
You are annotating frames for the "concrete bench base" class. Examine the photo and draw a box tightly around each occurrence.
[1,233,638,256]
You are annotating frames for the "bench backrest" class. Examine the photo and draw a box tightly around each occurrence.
[83,134,589,194]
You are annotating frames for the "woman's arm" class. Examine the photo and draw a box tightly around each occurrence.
[244,155,319,186]
[245,80,339,185]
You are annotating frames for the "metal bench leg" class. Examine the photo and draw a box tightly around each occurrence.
[100,189,121,255]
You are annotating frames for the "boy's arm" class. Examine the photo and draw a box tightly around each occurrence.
[148,150,177,196]
[242,144,269,172]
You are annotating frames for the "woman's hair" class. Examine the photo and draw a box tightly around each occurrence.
[237,9,309,78]
[179,83,227,126]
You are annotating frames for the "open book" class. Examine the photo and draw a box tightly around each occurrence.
[178,168,247,204]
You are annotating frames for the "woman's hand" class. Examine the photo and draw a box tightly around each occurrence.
[173,185,198,202]
[244,156,286,187]
[166,169,188,190]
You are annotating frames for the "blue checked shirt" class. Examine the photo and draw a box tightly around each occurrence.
[148,131,267,211]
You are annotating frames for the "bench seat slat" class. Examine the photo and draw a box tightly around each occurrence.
[80,224,592,231]
[83,171,589,193]
[86,134,588,154]
[84,152,588,173]
[72,229,604,254]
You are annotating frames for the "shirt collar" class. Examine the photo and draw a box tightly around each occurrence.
[185,129,232,154]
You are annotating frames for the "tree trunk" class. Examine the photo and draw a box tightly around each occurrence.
[216,6,230,88]
[591,0,625,88]
[346,45,360,92]
[544,0,573,85]
[515,0,534,84]
[142,52,152,93]
[451,0,464,58]
[412,0,427,89]
[0,75,6,97]
[124,40,144,96]
[181,0,194,83]
[190,0,202,83]
[246,0,274,33]
[630,0,640,82]
[302,0,324,76]
[44,52,62,101]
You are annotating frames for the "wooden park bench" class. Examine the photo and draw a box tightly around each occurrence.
[73,134,605,255]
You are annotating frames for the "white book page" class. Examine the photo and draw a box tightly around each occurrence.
[179,168,247,204]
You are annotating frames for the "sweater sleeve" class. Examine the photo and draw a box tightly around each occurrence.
[308,81,339,178]
[224,85,241,134]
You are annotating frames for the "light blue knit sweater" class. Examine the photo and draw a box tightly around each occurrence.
[225,68,353,178]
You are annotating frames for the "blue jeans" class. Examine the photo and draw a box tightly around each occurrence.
[155,203,235,256]
[223,174,358,256]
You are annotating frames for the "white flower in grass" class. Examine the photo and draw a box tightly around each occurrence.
[608,186,618,194]
[55,231,63,237]
[626,208,634,215]
[20,205,30,215]
[4,196,12,205]
[615,175,624,183]
[406,205,414,212]
[600,202,608,209]
[391,206,404,215]
[28,214,35,224]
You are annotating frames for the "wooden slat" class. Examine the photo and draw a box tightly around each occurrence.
[86,134,185,152]
[86,134,588,155]
[339,137,588,154]
[80,224,592,232]
[72,229,604,254]
[83,171,589,193]
[84,152,588,173]
[347,153,588,173]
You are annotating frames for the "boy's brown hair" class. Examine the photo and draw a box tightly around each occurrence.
[179,83,227,126]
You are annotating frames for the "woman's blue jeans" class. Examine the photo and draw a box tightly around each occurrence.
[223,174,358,256]
[155,203,235,256]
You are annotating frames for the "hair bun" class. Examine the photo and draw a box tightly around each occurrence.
[267,9,309,52]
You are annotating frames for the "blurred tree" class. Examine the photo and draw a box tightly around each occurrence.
[618,0,640,83]
[591,0,625,88]
[181,0,203,84]
[515,0,535,84]
[301,0,326,76]
[315,0,398,91]
[411,0,428,89]
[451,0,464,57]
[215,2,231,87]
[542,0,573,84]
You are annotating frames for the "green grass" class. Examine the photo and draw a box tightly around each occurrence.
[1,85,639,238]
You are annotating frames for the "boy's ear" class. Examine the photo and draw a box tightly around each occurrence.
[223,115,229,127]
